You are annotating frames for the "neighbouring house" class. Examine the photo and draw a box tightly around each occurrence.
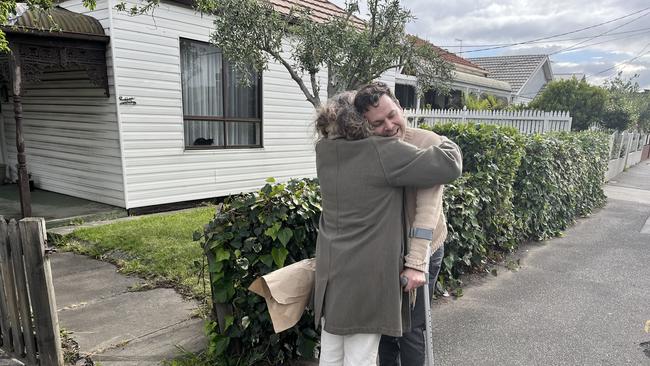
[468,54,554,105]
[394,38,512,110]
[0,0,355,212]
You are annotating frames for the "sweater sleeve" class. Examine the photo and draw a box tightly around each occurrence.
[402,128,448,271]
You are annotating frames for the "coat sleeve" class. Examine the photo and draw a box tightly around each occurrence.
[373,136,463,188]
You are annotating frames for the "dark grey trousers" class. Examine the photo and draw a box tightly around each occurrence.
[378,245,444,366]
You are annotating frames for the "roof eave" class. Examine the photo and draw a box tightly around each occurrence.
[1,26,110,43]
[517,56,552,95]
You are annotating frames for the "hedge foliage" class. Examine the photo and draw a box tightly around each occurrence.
[197,125,611,365]
[423,124,524,282]
[198,178,321,365]
[514,132,609,241]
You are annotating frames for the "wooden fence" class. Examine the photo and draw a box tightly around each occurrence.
[404,108,573,134]
[0,217,63,366]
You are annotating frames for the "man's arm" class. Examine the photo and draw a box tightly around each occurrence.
[400,128,459,291]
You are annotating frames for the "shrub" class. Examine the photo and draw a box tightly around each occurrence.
[513,131,609,241]
[197,178,321,365]
[426,123,525,252]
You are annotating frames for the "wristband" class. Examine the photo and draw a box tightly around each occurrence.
[409,227,433,241]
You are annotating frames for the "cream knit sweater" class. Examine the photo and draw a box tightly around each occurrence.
[403,127,460,272]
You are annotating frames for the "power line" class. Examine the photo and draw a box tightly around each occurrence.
[551,31,650,55]
[549,10,650,55]
[586,42,650,78]
[445,5,650,54]
[437,27,650,48]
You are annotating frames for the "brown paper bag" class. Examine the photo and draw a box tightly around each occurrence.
[248,258,316,333]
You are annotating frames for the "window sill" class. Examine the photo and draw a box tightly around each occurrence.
[184,146,265,153]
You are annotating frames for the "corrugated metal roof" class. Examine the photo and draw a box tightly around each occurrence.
[468,54,549,93]
[4,5,106,37]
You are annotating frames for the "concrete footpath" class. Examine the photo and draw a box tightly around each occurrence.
[430,160,650,365]
[50,253,207,365]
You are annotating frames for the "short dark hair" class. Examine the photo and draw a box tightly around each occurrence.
[354,82,401,114]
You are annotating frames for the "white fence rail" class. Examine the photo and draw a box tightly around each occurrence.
[404,108,572,134]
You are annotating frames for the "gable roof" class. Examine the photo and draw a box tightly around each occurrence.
[468,54,550,93]
[410,36,485,72]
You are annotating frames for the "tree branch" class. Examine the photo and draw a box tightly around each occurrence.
[310,71,321,106]
[269,50,320,108]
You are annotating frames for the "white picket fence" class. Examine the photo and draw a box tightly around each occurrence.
[404,108,573,134]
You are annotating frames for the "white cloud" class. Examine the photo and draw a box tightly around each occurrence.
[555,62,581,68]
[328,0,650,89]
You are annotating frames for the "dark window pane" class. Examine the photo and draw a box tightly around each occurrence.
[180,39,224,117]
[225,61,260,119]
[226,122,260,146]
[185,120,225,146]
[395,84,416,109]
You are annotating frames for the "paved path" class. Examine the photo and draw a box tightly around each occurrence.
[50,253,207,365]
[430,160,650,365]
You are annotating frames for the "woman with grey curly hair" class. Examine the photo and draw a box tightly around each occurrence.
[314,91,371,140]
[313,92,461,365]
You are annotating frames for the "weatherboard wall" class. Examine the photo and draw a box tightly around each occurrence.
[102,0,326,208]
[2,0,125,207]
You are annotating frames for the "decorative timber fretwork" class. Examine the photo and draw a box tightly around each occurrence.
[0,33,110,96]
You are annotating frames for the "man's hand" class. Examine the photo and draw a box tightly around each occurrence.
[401,268,426,292]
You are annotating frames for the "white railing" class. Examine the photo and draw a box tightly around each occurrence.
[606,131,649,181]
[404,108,573,134]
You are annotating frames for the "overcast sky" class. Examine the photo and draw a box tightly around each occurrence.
[329,0,650,90]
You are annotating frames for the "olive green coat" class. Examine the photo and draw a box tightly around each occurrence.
[314,136,462,336]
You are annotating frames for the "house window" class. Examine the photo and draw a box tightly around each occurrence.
[180,38,262,149]
[395,84,416,109]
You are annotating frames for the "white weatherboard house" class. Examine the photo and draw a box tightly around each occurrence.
[0,0,361,211]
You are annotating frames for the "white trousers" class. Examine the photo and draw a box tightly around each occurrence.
[319,320,381,366]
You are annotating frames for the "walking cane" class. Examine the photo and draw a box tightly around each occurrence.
[423,246,435,366]
[400,248,435,366]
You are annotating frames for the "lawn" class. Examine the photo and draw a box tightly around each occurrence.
[59,205,216,301]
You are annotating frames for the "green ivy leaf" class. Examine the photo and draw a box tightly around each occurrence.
[223,315,234,331]
[264,222,281,240]
[192,230,202,241]
[215,247,230,262]
[271,247,288,268]
[213,334,230,356]
[277,227,294,246]
[259,254,274,267]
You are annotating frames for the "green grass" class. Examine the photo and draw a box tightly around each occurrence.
[59,205,216,302]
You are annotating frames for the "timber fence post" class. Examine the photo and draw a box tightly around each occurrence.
[20,218,63,366]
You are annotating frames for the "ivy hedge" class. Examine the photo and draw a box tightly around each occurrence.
[196,125,611,365]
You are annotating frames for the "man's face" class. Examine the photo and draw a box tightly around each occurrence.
[362,94,406,139]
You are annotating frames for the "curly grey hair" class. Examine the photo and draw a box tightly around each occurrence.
[315,91,372,140]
